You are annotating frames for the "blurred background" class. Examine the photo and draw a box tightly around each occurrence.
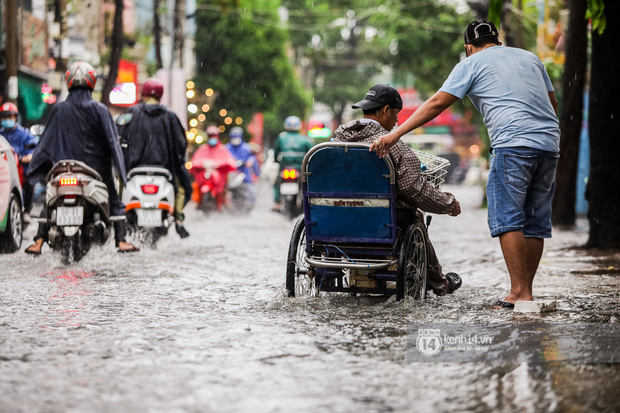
[2,0,615,246]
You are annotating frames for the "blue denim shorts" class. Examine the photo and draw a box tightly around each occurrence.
[487,147,559,238]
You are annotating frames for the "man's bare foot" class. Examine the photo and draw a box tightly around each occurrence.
[503,292,534,304]
[117,241,140,253]
[25,238,44,255]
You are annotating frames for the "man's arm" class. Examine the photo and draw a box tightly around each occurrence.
[371,91,458,157]
[548,91,558,115]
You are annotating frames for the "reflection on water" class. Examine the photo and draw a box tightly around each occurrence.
[0,183,618,413]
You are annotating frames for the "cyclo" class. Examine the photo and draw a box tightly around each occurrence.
[285,142,449,300]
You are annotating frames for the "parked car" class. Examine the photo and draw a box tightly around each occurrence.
[0,134,23,252]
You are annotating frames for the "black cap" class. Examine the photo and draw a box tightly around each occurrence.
[352,84,403,111]
[464,19,499,45]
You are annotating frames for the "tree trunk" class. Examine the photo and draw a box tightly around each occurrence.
[587,0,620,248]
[500,0,516,46]
[101,0,124,106]
[552,0,588,226]
[174,0,185,68]
[153,0,163,70]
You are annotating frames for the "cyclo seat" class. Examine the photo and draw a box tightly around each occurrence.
[286,142,434,300]
[303,142,397,248]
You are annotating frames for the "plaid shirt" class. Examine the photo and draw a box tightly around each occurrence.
[333,119,455,214]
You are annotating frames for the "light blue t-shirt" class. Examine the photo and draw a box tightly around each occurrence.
[439,46,560,152]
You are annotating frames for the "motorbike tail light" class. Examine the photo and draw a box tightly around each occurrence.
[282,169,298,180]
[59,177,78,186]
[141,184,159,194]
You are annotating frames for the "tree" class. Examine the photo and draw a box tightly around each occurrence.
[552,0,588,226]
[370,1,472,97]
[101,0,124,106]
[153,0,164,70]
[174,0,186,68]
[283,0,383,124]
[586,0,620,248]
[193,0,309,146]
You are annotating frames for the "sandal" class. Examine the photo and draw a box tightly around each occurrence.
[493,300,515,309]
[24,246,42,256]
[117,242,140,253]
[24,239,44,256]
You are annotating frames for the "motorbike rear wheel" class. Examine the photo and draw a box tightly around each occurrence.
[199,192,217,214]
[61,235,84,265]
[282,195,299,220]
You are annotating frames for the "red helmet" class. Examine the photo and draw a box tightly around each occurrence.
[206,126,220,136]
[142,78,164,100]
[0,102,18,116]
[65,61,97,91]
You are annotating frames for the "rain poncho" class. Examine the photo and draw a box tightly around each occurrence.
[273,131,313,171]
[27,88,127,215]
[226,142,259,184]
[190,142,237,204]
[117,102,192,202]
[28,88,126,186]
[0,124,37,158]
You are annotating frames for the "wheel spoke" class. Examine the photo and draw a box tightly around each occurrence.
[401,225,427,300]
[294,228,315,297]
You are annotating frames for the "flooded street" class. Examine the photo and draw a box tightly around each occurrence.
[1,182,619,413]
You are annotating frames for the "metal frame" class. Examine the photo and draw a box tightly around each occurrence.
[300,142,399,273]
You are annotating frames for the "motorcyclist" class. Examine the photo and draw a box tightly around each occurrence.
[226,126,259,209]
[190,126,237,211]
[272,116,312,212]
[226,127,259,179]
[0,102,38,215]
[24,61,139,254]
[117,78,193,238]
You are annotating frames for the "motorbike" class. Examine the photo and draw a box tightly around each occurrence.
[227,160,255,213]
[279,166,302,220]
[190,160,230,214]
[122,166,175,246]
[41,160,112,264]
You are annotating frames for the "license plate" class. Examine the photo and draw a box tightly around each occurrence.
[56,206,84,226]
[280,182,299,195]
[136,209,162,227]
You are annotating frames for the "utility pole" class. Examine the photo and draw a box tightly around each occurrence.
[54,0,68,73]
[5,0,19,102]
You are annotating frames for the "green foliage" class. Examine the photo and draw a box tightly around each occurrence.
[194,0,310,141]
[369,1,473,97]
[282,0,384,121]
[488,0,503,28]
[586,0,606,35]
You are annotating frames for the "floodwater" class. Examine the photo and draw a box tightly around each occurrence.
[1,182,619,413]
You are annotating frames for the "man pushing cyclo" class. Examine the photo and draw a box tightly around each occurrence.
[371,20,560,308]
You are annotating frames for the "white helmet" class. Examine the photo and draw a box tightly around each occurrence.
[284,116,302,132]
[65,61,97,91]
[229,126,244,137]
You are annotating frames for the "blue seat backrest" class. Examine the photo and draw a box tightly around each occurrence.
[303,144,396,244]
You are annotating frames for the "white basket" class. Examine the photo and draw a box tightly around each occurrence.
[411,149,450,190]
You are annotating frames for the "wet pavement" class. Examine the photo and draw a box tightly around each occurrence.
[1,182,619,413]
